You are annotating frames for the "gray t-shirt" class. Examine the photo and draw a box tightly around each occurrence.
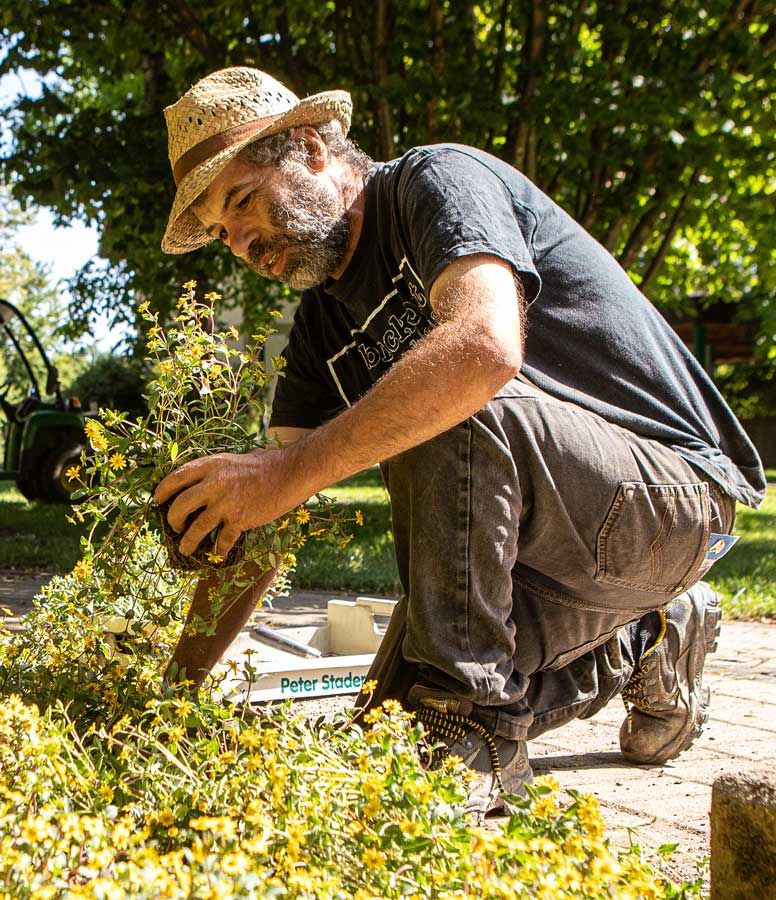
[270,144,765,508]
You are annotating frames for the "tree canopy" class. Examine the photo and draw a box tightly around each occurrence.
[1,0,773,357]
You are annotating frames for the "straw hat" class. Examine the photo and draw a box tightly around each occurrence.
[161,67,352,254]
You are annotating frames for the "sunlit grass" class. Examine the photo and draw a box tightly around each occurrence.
[707,484,776,620]
[0,481,84,571]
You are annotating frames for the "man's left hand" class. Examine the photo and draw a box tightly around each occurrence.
[153,448,311,558]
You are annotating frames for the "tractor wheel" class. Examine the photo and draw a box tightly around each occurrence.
[37,443,85,503]
[16,468,41,502]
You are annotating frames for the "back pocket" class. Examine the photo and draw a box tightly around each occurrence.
[595,482,709,594]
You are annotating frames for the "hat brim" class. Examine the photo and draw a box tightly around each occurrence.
[161,90,352,254]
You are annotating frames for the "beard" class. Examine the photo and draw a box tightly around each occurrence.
[246,163,352,290]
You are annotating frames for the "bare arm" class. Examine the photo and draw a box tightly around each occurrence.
[155,254,524,556]
[288,254,524,488]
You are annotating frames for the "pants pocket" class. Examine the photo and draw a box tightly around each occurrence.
[594,481,710,594]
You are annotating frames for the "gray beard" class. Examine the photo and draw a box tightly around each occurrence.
[247,164,352,290]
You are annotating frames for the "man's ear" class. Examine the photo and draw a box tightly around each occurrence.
[297,126,327,172]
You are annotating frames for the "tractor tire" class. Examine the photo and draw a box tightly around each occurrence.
[16,444,47,502]
[37,443,85,503]
[16,468,41,502]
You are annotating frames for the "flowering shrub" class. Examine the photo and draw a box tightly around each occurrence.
[0,683,703,899]
[0,285,704,898]
[61,284,356,661]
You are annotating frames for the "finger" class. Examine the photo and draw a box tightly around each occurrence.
[166,483,209,533]
[214,524,242,559]
[179,509,224,557]
[154,460,206,506]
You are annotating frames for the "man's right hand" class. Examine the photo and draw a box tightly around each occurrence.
[153,444,314,559]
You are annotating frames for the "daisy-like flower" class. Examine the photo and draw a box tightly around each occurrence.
[65,465,81,482]
[295,508,311,524]
[354,509,364,526]
[182,279,197,290]
[84,419,108,452]
[108,453,127,471]
[362,847,386,869]
[399,819,423,838]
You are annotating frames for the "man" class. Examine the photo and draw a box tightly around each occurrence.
[155,67,765,815]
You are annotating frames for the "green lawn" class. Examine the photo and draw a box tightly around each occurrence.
[293,468,399,595]
[1,472,774,619]
[705,484,776,621]
[0,481,85,572]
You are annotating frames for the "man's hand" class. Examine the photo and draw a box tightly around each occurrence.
[153,446,313,558]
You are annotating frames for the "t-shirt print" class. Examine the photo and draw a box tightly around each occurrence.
[326,257,434,407]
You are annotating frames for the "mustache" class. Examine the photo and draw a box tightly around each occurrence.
[247,235,300,270]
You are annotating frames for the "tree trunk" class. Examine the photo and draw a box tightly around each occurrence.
[427,0,445,141]
[641,170,700,295]
[373,0,395,160]
[618,190,667,271]
[510,0,545,172]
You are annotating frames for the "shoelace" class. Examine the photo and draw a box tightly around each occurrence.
[415,705,504,792]
[622,607,668,719]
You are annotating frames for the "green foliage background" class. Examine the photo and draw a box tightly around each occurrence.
[0,0,773,359]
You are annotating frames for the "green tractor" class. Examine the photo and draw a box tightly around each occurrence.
[0,298,86,502]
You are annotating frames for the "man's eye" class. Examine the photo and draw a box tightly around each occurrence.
[237,192,253,210]
[219,228,228,242]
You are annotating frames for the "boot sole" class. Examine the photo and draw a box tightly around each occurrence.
[620,584,721,765]
[664,586,722,760]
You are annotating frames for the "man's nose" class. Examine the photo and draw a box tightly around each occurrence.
[226,222,252,260]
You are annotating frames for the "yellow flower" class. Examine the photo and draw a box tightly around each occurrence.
[206,552,224,564]
[295,507,311,524]
[84,419,108,452]
[362,847,386,869]
[108,452,127,471]
[158,808,174,827]
[21,817,49,843]
[59,813,83,840]
[404,779,433,803]
[182,279,197,290]
[399,819,423,837]
[261,729,279,751]
[239,728,261,750]
[174,698,194,719]
[65,464,81,482]
[364,797,381,817]
[362,775,385,799]
[362,679,378,694]
[204,291,222,302]
[269,310,283,318]
[73,559,93,582]
[221,851,249,875]
[355,509,364,526]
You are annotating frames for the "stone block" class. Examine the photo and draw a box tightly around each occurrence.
[711,771,776,900]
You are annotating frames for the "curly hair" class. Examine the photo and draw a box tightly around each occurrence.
[237,120,372,177]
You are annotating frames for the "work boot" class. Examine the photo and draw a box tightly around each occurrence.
[408,685,533,817]
[620,582,722,765]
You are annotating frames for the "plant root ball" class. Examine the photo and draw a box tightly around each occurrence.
[155,496,246,572]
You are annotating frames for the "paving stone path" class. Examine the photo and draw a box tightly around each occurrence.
[4,573,774,885]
